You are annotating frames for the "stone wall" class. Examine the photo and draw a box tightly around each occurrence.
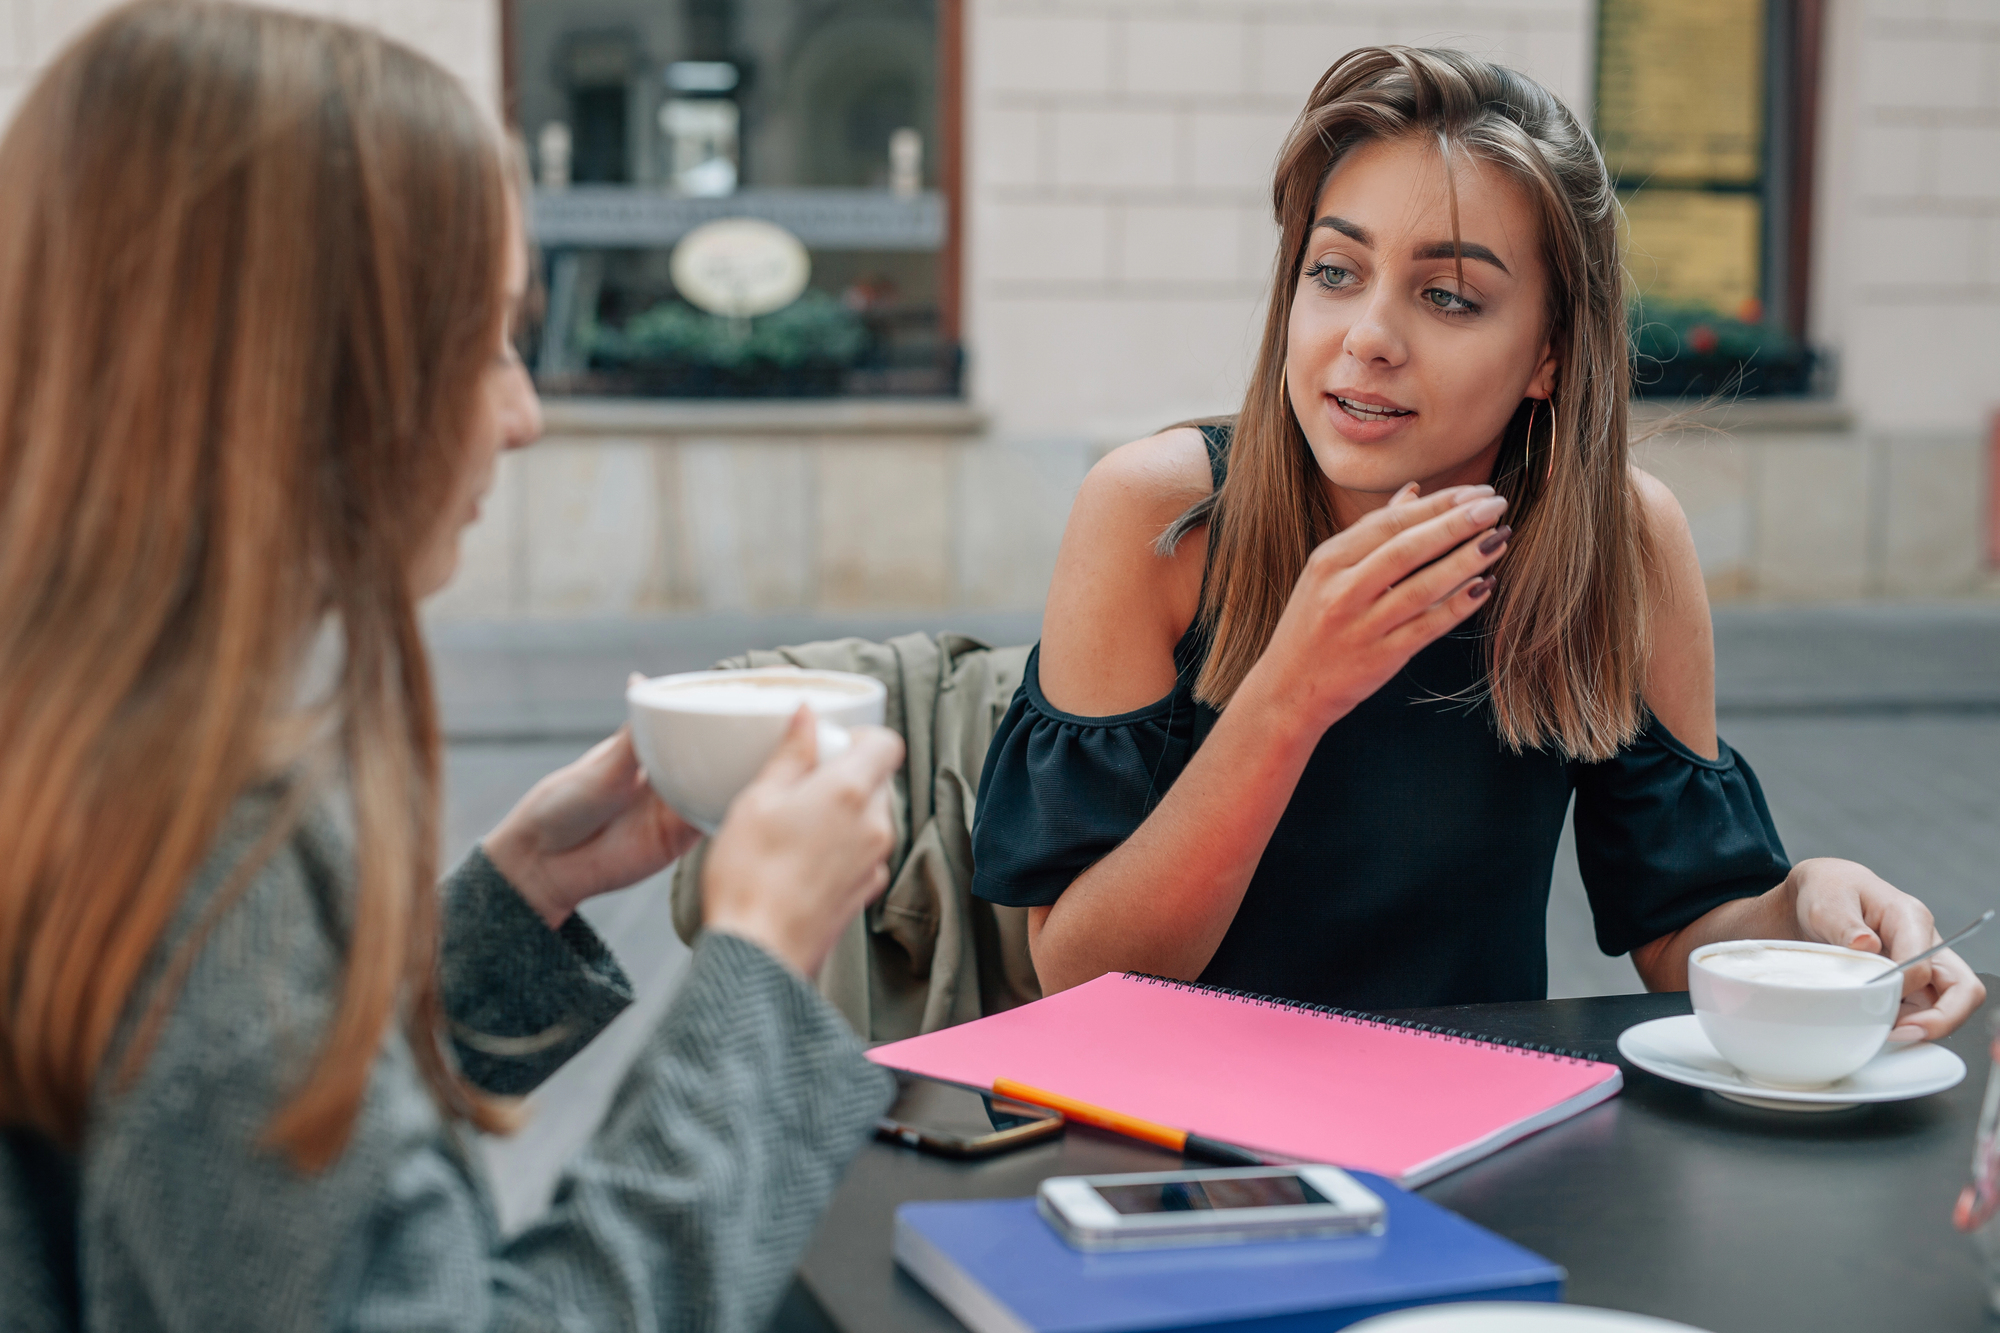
[2,0,1993,614]
[422,399,1082,617]
[1793,0,2000,596]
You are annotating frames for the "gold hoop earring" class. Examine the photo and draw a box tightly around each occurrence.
[1526,398,1552,483]
[1539,399,1555,483]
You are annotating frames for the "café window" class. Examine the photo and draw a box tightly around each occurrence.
[1597,0,1822,397]
[507,0,960,398]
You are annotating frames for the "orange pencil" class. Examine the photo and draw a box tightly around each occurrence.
[993,1078,1265,1166]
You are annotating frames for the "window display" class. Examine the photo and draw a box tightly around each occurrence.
[507,0,956,398]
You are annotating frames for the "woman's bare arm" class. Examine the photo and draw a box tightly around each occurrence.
[1627,469,1718,760]
[1623,473,1983,1037]
[1026,432,1512,993]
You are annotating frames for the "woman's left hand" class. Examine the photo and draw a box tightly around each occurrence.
[1788,857,1986,1042]
[482,726,702,929]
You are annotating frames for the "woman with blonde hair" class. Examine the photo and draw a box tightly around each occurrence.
[0,3,903,1327]
[972,47,1981,1037]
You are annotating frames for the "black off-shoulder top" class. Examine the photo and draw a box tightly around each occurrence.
[970,425,1791,1009]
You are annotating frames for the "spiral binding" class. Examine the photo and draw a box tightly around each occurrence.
[1122,973,1602,1064]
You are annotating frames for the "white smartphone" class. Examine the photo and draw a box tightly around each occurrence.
[1036,1164,1386,1251]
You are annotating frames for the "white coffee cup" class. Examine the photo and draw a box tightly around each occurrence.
[1687,939,1904,1089]
[626,667,888,834]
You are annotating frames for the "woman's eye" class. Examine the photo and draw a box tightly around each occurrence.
[1423,287,1479,315]
[1305,261,1354,292]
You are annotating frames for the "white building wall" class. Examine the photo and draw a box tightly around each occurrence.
[1820,0,2000,434]
[1808,0,1998,592]
[1,0,1992,614]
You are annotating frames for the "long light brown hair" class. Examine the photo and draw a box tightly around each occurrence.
[0,0,513,1168]
[1185,47,1647,760]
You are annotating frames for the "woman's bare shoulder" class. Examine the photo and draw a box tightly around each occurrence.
[1038,427,1214,716]
[1630,467,1704,625]
[1630,466,1719,757]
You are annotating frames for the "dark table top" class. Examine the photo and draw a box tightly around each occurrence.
[769,983,1999,1333]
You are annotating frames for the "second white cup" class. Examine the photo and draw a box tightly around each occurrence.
[1688,939,1904,1089]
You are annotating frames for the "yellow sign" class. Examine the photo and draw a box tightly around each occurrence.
[1620,190,1763,317]
[1598,0,1765,185]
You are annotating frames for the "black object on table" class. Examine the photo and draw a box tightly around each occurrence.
[769,983,1997,1333]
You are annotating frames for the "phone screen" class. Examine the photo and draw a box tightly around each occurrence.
[880,1075,1060,1142]
[1094,1173,1330,1215]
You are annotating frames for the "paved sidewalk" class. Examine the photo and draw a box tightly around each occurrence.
[431,610,1045,744]
[431,600,2000,748]
[442,601,2000,1231]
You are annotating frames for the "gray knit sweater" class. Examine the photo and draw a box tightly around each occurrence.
[0,787,895,1331]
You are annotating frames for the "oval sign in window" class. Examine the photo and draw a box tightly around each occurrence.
[670,218,811,318]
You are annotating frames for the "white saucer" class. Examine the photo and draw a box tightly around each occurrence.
[1349,1302,1713,1331]
[1616,1014,1965,1112]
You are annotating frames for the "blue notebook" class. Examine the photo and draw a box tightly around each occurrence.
[893,1173,1562,1333]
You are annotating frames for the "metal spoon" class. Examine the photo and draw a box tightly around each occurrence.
[1865,909,1994,984]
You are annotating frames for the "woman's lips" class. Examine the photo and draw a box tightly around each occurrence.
[1323,392,1417,442]
[1334,393,1412,421]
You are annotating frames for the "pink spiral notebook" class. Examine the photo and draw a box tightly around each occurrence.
[868,972,1623,1187]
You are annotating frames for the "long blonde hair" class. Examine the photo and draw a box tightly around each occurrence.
[1189,47,1647,760]
[0,0,513,1168]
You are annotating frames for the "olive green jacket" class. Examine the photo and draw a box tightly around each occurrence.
[671,631,1043,1041]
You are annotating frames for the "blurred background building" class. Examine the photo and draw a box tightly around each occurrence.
[0,0,1995,615]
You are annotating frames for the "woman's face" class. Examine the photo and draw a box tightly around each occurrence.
[1285,136,1557,525]
[412,208,542,598]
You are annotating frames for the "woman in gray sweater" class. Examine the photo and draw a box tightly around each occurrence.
[0,4,903,1329]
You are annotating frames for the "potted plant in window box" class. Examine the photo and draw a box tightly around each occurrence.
[1628,300,1817,400]
[586,290,870,397]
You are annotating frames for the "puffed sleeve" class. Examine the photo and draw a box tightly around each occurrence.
[1573,717,1791,957]
[971,645,1207,907]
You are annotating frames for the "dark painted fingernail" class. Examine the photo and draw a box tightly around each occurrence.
[1468,576,1495,600]
[1478,526,1512,556]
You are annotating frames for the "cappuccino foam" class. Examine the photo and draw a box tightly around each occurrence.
[1700,946,1886,989]
[633,677,868,716]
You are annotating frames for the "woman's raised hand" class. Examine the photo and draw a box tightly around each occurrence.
[702,707,905,978]
[1244,483,1511,729]
[484,727,705,929]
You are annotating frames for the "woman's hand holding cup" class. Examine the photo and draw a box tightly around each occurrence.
[702,707,904,978]
[483,725,705,929]
[1784,856,1986,1042]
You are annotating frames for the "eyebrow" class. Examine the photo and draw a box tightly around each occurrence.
[1314,216,1373,246]
[1413,239,1510,275]
[1311,216,1511,275]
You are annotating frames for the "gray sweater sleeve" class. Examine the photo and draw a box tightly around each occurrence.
[80,820,896,1333]
[439,846,637,1095]
[349,931,896,1333]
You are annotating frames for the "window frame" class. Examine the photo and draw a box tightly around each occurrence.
[497,0,967,398]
